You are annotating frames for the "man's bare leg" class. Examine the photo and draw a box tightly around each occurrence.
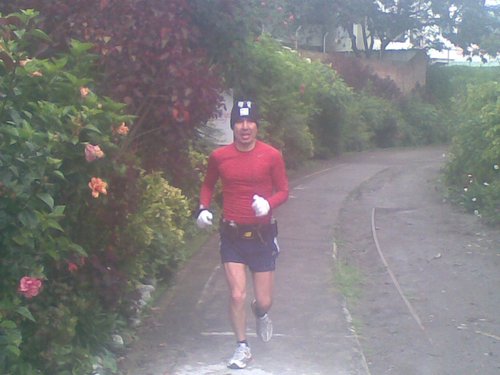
[252,270,274,314]
[223,262,248,341]
[251,271,274,342]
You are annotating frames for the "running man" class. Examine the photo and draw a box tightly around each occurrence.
[196,98,289,369]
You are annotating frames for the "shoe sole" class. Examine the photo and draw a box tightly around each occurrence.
[227,357,252,369]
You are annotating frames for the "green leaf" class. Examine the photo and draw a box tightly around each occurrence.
[12,234,30,246]
[52,205,66,216]
[16,306,35,322]
[52,170,66,180]
[69,243,87,256]
[0,320,17,329]
[18,210,38,229]
[46,219,64,232]
[46,247,60,261]
[82,124,102,134]
[36,192,54,209]
[6,345,21,357]
[9,165,19,177]
[46,157,62,168]
[53,56,68,70]
[1,125,19,138]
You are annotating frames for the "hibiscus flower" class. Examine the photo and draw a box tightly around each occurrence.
[113,122,129,135]
[88,177,108,198]
[18,276,43,298]
[85,144,105,162]
[80,87,91,97]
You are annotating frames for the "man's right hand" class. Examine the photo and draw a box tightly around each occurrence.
[196,209,213,229]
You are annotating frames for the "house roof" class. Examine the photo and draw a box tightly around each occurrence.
[373,49,429,62]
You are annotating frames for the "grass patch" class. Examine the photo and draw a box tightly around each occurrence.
[334,261,363,301]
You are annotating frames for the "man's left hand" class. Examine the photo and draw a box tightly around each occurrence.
[252,195,270,217]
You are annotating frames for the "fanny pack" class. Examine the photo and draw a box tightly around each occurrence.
[221,219,278,242]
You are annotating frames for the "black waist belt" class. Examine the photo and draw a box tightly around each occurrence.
[220,219,278,242]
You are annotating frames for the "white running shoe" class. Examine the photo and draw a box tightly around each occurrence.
[227,343,252,369]
[251,300,273,342]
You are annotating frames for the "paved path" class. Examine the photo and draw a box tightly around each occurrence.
[120,146,499,375]
[337,148,500,374]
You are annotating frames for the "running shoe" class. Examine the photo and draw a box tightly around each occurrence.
[251,300,273,342]
[227,343,252,369]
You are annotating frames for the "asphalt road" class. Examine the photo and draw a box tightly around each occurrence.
[120,146,499,375]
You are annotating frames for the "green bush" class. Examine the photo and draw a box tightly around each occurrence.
[120,171,192,283]
[342,100,373,151]
[230,35,353,166]
[348,93,402,148]
[230,36,315,166]
[398,95,450,145]
[427,65,500,106]
[444,81,500,225]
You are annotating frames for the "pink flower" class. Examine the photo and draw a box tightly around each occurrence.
[18,276,43,298]
[88,177,108,198]
[67,262,78,272]
[31,71,43,77]
[85,144,105,162]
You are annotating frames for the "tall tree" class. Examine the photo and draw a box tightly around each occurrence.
[431,0,500,58]
[283,0,499,58]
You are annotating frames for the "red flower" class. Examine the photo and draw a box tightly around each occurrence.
[172,103,190,123]
[18,276,43,298]
[67,262,79,272]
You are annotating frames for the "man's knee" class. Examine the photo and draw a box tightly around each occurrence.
[256,297,272,313]
[230,288,247,306]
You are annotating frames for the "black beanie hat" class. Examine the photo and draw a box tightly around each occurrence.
[230,99,259,129]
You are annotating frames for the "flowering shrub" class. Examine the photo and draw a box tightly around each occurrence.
[2,0,224,195]
[0,10,197,373]
[0,10,194,374]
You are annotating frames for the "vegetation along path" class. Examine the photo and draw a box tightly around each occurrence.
[121,146,499,375]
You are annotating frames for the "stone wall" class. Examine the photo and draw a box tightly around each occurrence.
[358,51,428,94]
[300,49,429,95]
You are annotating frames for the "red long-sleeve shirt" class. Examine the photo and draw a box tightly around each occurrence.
[200,141,289,225]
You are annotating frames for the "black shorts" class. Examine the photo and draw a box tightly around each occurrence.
[219,221,279,272]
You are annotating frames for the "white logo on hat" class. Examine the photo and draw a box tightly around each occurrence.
[237,101,252,108]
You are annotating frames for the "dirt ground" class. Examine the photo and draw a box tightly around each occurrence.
[120,146,499,375]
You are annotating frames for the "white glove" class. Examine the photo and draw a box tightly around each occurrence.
[196,209,213,229]
[252,195,270,217]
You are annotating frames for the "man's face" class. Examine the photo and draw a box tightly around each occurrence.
[233,119,258,150]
